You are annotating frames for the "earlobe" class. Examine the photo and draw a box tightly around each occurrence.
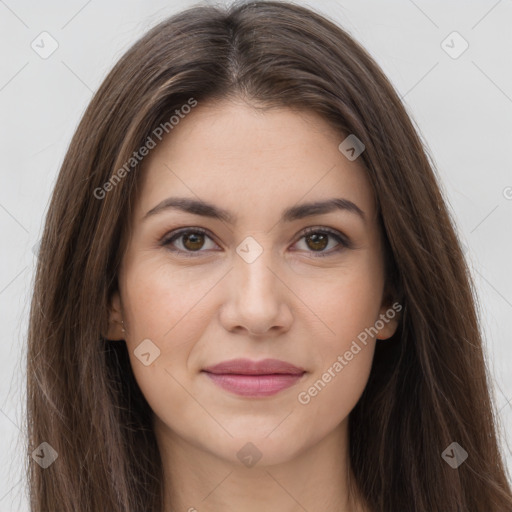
[103,290,125,340]
[376,300,401,340]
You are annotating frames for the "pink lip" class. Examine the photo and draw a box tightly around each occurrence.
[202,358,306,397]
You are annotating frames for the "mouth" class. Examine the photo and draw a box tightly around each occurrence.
[201,358,306,397]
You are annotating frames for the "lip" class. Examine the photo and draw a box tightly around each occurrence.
[201,358,306,397]
[203,358,305,375]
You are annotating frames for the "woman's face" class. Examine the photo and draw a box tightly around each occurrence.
[108,98,398,466]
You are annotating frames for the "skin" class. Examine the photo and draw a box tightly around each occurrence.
[106,97,399,512]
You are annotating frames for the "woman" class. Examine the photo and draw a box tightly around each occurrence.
[26,1,512,511]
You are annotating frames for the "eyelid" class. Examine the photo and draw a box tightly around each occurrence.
[160,225,351,257]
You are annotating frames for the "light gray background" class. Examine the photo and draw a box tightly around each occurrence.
[1,0,511,509]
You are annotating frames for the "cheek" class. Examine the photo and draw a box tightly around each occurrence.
[300,254,384,349]
[294,280,379,439]
[121,257,218,344]
[294,340,375,452]
[118,260,217,430]
[293,256,382,421]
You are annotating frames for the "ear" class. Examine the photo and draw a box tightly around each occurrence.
[375,298,402,341]
[103,290,125,340]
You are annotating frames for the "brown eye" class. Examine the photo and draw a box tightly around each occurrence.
[182,232,205,251]
[304,232,329,251]
[162,228,218,256]
[293,227,350,257]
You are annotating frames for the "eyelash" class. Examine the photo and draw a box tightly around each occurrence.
[160,226,351,258]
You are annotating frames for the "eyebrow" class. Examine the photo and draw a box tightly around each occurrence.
[143,197,366,224]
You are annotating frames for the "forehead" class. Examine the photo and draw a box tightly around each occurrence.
[135,99,376,225]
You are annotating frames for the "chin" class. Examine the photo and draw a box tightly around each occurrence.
[198,431,308,469]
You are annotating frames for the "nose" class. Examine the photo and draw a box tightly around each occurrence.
[219,242,293,337]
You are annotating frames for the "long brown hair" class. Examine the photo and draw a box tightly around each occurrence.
[26,1,512,510]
